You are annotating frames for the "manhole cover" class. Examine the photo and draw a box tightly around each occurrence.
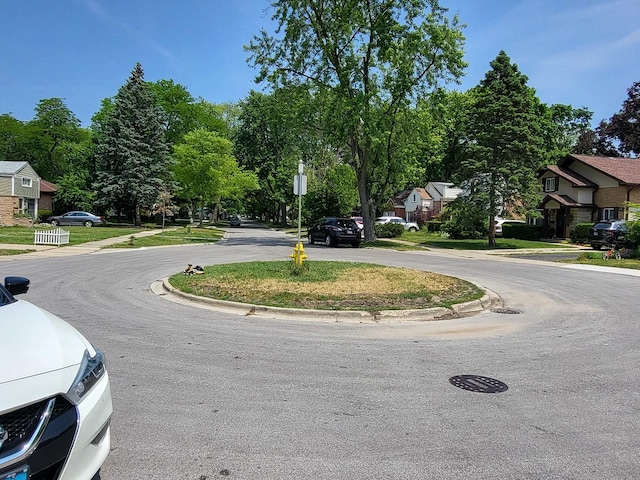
[491,308,521,314]
[449,375,508,393]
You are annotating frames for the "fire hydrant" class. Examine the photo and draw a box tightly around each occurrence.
[289,241,307,266]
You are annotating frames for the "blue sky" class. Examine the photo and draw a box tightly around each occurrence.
[1,0,638,127]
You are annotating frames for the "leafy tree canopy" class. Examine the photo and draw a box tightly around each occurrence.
[173,129,258,225]
[246,0,466,239]
[607,81,640,156]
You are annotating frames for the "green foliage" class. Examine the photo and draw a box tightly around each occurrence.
[28,98,84,181]
[502,223,541,240]
[93,63,173,226]
[288,260,310,276]
[626,203,640,246]
[246,0,466,239]
[234,89,306,223]
[454,51,547,245]
[54,171,96,212]
[419,89,473,182]
[173,129,259,225]
[150,80,228,144]
[374,222,404,238]
[545,103,593,163]
[303,164,359,223]
[441,198,488,240]
[572,223,593,242]
[607,81,640,156]
[425,220,443,232]
[0,114,30,162]
[37,209,52,223]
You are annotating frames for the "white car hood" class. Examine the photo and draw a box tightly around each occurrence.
[0,299,92,384]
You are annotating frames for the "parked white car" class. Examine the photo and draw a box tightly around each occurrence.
[0,276,112,480]
[375,216,420,232]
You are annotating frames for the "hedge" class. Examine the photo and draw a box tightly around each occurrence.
[502,223,542,240]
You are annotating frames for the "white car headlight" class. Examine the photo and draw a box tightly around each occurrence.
[66,349,106,404]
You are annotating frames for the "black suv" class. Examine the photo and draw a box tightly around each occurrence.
[308,217,361,247]
[587,220,630,249]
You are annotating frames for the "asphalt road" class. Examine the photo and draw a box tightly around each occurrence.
[4,225,639,479]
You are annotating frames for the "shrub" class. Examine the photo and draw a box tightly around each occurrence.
[425,220,443,232]
[441,199,488,239]
[503,223,541,240]
[374,222,404,238]
[571,223,592,243]
[38,210,52,223]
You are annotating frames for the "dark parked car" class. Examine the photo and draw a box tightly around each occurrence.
[308,217,361,247]
[47,211,105,227]
[587,220,630,249]
[229,215,241,227]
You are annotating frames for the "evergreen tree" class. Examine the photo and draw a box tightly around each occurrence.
[454,51,546,246]
[93,63,172,225]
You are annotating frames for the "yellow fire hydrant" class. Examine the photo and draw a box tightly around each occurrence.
[289,241,307,266]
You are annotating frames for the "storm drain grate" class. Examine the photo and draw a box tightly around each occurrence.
[449,375,508,393]
[491,308,521,314]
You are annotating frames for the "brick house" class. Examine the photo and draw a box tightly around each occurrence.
[538,154,640,238]
[39,179,59,213]
[0,161,42,226]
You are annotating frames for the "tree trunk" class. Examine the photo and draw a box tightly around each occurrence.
[352,137,375,242]
[488,173,497,247]
[198,198,205,227]
[134,204,141,227]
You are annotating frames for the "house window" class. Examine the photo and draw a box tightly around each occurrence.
[21,177,32,188]
[544,177,557,192]
[602,208,616,220]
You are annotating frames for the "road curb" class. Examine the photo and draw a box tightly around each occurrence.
[154,277,501,323]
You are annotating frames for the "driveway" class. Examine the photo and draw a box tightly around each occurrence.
[5,226,639,479]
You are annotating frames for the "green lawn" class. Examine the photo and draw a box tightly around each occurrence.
[169,260,483,311]
[0,226,143,246]
[558,251,640,270]
[397,230,571,250]
[108,227,224,248]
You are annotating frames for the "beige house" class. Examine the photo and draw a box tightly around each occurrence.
[538,154,640,238]
[0,161,41,226]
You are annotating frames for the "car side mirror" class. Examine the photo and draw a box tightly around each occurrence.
[5,276,30,295]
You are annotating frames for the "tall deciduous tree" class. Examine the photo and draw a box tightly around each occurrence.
[0,114,30,161]
[607,81,640,156]
[234,89,307,224]
[173,129,258,226]
[546,103,593,162]
[28,98,84,180]
[574,120,620,157]
[246,0,465,240]
[93,63,172,225]
[455,51,546,246]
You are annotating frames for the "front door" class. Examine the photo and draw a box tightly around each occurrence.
[556,208,566,239]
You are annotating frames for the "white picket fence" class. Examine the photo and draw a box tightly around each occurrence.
[34,227,70,246]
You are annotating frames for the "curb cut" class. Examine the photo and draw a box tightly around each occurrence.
[153,277,502,324]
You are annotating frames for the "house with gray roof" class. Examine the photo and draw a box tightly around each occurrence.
[0,161,41,225]
[538,154,640,238]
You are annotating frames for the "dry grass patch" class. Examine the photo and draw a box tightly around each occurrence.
[169,261,482,311]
